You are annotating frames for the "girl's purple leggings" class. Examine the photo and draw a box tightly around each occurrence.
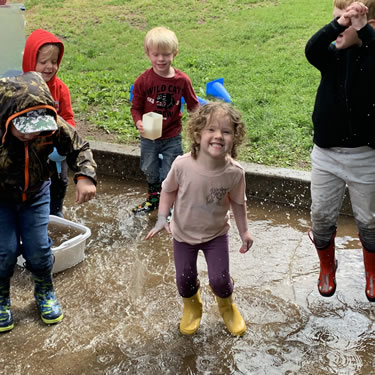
[173,233,233,298]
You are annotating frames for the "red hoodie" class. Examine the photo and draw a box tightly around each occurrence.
[23,29,75,126]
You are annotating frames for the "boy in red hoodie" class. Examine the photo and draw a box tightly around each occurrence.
[23,29,75,217]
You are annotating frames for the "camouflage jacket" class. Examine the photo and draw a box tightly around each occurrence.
[0,72,97,203]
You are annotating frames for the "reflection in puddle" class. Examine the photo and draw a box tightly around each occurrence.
[1,175,374,374]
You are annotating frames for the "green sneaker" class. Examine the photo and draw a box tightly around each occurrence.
[33,274,63,324]
[132,191,160,214]
[133,183,161,214]
[0,279,14,332]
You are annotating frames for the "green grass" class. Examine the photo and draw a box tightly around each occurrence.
[22,0,334,169]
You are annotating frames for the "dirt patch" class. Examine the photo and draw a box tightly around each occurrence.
[75,118,118,144]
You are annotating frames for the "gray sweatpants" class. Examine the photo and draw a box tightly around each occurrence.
[311,145,375,250]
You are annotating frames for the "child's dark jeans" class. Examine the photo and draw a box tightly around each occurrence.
[140,134,183,184]
[0,188,53,278]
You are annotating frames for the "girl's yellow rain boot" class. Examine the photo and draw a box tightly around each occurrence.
[179,290,202,335]
[216,295,246,336]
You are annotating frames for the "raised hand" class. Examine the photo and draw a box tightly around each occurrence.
[338,2,368,30]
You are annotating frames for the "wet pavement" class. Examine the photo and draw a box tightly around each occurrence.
[1,174,374,375]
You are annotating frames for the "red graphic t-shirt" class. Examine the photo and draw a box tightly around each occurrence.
[131,68,199,139]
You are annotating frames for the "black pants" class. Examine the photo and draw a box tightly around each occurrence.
[50,160,68,217]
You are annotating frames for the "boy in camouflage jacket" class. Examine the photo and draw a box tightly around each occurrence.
[0,72,97,332]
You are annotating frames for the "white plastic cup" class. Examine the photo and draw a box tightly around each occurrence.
[142,112,163,140]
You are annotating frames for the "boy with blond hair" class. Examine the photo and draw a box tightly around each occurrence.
[131,26,199,214]
[305,1,375,301]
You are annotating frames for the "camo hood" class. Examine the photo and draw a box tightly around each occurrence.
[0,71,58,140]
[12,109,58,134]
[0,72,97,203]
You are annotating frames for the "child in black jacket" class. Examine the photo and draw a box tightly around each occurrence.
[305,1,375,301]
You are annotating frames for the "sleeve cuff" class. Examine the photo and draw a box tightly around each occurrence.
[357,23,375,43]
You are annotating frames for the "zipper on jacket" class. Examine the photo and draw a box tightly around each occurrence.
[344,51,354,138]
[22,142,29,202]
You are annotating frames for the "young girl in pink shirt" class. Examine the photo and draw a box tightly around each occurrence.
[146,102,254,336]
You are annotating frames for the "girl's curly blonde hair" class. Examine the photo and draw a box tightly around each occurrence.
[187,102,246,160]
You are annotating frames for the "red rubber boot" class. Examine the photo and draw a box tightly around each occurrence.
[362,247,375,302]
[309,232,337,297]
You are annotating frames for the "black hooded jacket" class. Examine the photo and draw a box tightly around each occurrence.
[305,19,375,148]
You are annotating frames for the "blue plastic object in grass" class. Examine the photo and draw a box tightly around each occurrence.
[197,96,209,105]
[206,78,232,103]
[180,96,209,112]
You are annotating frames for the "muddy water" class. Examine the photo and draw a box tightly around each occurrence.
[1,175,374,375]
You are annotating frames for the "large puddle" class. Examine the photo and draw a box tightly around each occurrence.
[2,175,374,374]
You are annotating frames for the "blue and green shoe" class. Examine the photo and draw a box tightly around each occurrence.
[0,279,14,332]
[33,275,63,324]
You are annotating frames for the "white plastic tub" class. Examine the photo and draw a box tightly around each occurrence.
[17,215,91,274]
